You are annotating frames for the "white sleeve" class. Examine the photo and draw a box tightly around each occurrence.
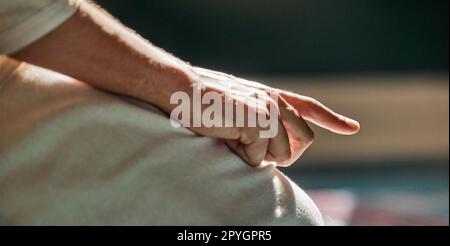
[0,0,80,54]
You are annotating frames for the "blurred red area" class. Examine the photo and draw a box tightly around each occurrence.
[309,190,449,226]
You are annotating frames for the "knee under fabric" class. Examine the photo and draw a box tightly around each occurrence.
[0,57,323,225]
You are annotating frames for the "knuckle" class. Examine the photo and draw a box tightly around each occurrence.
[247,154,262,167]
[267,97,280,111]
[306,97,320,108]
[275,147,291,163]
[239,127,258,145]
[304,97,320,112]
[229,127,241,140]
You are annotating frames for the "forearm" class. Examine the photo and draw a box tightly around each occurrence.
[13,0,192,112]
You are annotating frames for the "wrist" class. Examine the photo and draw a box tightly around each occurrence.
[139,61,195,114]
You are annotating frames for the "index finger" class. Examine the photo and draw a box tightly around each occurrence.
[280,91,360,135]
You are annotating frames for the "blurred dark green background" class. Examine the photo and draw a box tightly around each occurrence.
[97,0,448,75]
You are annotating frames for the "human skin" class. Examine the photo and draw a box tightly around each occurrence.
[13,0,360,167]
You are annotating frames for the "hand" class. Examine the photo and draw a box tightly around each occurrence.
[12,0,359,167]
[165,67,360,167]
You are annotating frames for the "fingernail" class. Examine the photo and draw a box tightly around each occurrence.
[345,117,360,131]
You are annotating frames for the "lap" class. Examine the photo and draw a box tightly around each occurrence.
[0,56,323,225]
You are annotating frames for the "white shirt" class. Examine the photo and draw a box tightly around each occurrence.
[0,0,79,54]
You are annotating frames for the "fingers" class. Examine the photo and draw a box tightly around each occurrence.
[230,95,315,168]
[218,94,312,167]
[225,131,269,167]
[276,97,315,167]
[250,95,293,166]
[264,118,291,164]
[185,67,359,168]
[280,91,360,135]
[224,99,292,167]
[244,137,269,166]
[220,101,272,166]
